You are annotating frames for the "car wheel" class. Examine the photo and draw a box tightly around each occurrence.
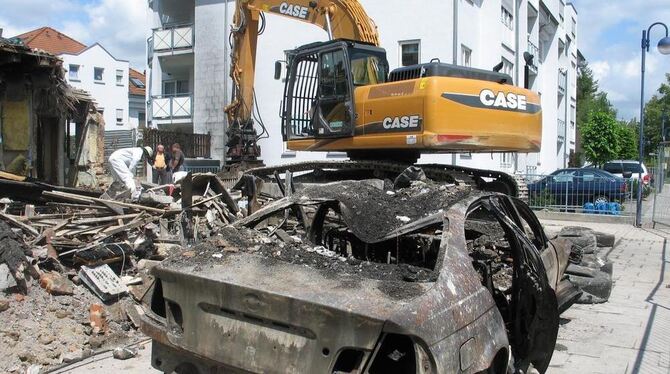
[594,195,609,204]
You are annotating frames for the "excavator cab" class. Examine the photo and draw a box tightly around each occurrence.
[281,40,389,141]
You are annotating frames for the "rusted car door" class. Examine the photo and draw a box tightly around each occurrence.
[485,197,559,373]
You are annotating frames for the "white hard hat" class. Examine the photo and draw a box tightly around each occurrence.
[143,146,153,156]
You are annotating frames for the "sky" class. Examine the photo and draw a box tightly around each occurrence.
[571,0,670,120]
[0,0,668,120]
[0,0,148,70]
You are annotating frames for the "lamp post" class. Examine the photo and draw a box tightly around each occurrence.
[636,23,670,227]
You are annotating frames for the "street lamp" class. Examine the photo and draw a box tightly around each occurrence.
[636,22,670,227]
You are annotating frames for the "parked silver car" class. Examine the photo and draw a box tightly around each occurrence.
[601,160,650,185]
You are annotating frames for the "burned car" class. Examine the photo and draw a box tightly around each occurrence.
[140,165,579,374]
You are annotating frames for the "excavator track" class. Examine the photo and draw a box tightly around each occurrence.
[243,160,526,200]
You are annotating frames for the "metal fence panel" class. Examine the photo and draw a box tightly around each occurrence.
[653,144,670,227]
[520,172,635,216]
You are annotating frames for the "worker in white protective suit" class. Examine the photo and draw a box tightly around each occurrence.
[108,146,153,200]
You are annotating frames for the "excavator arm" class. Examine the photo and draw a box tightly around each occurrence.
[225,0,379,163]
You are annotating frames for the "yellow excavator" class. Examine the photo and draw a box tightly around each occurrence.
[224,0,542,196]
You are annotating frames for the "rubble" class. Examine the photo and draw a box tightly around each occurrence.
[0,171,239,373]
[555,226,615,304]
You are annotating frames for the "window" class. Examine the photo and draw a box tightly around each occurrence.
[350,50,388,86]
[319,49,350,130]
[69,64,80,80]
[116,109,123,125]
[399,40,420,67]
[502,58,514,76]
[94,67,104,82]
[320,50,348,97]
[461,45,472,67]
[501,6,514,30]
[138,112,146,128]
[131,78,145,88]
[116,69,124,85]
[551,170,576,183]
[580,170,597,182]
[163,80,189,96]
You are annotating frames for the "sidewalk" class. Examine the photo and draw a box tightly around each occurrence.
[543,220,670,374]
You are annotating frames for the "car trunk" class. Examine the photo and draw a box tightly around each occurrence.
[151,254,432,373]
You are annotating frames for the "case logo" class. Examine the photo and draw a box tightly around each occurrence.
[383,115,421,130]
[277,2,310,19]
[479,89,527,110]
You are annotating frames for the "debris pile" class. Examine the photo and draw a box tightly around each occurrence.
[556,226,615,304]
[164,176,471,299]
[0,173,238,373]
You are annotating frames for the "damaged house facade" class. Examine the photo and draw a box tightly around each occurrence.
[0,38,93,185]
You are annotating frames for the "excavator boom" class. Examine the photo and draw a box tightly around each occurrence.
[226,1,379,163]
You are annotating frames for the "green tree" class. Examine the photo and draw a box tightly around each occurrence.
[581,111,620,166]
[643,74,670,155]
[575,59,618,165]
[615,120,637,160]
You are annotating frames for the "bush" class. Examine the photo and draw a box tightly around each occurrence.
[529,188,555,208]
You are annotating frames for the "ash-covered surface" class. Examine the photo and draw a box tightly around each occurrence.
[465,219,513,292]
[163,225,437,299]
[293,180,471,243]
[162,180,476,299]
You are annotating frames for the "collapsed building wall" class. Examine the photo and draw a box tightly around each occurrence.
[0,38,101,187]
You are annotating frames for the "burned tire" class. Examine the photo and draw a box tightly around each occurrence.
[558,227,597,255]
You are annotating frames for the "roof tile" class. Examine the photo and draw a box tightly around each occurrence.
[16,27,87,55]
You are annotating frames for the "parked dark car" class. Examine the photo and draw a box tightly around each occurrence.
[528,168,628,206]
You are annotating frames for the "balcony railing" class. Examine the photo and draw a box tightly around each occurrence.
[527,36,541,69]
[558,119,566,140]
[152,24,194,52]
[144,128,211,158]
[151,94,193,120]
[558,70,567,95]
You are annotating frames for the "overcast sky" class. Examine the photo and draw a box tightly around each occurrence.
[1,0,669,120]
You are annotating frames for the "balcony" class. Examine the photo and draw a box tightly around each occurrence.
[558,119,566,141]
[151,94,193,123]
[558,70,567,96]
[151,24,194,55]
[527,36,541,72]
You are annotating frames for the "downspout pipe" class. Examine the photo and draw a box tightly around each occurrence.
[514,0,521,173]
[452,0,458,65]
[223,0,230,166]
[451,0,458,166]
[564,67,569,168]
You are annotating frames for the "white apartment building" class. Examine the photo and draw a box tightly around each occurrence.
[62,44,131,131]
[18,27,136,132]
[147,0,577,174]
